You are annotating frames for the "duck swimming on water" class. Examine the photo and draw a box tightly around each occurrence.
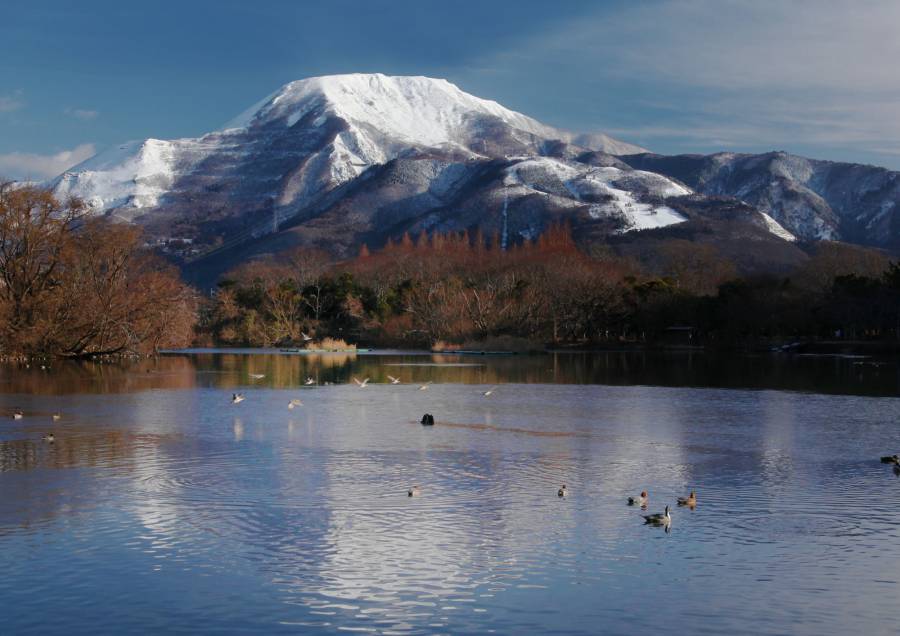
[558,484,568,497]
[643,506,671,526]
[628,491,648,506]
[677,491,697,507]
[408,485,421,497]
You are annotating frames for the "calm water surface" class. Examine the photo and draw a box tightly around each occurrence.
[2,350,900,635]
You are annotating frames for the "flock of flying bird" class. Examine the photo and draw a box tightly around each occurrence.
[229,374,495,407]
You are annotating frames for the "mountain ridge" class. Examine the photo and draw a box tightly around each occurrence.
[37,73,895,286]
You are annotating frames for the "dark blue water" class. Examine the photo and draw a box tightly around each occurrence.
[1,351,899,634]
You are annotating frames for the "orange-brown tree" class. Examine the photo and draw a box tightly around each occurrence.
[0,184,197,356]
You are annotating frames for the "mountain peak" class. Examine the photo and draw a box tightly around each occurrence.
[223,73,556,148]
[51,72,650,238]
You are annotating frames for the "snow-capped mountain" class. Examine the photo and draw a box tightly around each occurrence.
[52,74,644,219]
[48,73,804,281]
[622,151,900,247]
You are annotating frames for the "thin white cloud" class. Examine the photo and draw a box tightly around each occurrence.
[483,0,900,160]
[65,108,99,121]
[0,143,96,180]
[0,89,25,113]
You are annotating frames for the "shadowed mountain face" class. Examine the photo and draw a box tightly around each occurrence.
[44,73,865,285]
[621,152,900,247]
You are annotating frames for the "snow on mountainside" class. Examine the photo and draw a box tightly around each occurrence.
[53,74,645,218]
[47,73,806,275]
[501,158,689,232]
[622,151,900,248]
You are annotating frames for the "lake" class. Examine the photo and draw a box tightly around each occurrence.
[1,350,899,635]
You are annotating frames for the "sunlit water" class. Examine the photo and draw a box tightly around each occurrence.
[2,350,900,635]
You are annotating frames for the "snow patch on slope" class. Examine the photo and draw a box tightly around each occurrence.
[51,136,230,217]
[502,158,689,232]
[759,212,797,241]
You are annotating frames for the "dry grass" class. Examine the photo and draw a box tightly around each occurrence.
[431,339,463,352]
[304,337,356,351]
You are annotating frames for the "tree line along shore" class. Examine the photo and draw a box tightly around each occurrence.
[3,184,900,357]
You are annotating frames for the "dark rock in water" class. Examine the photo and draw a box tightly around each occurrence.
[420,413,434,426]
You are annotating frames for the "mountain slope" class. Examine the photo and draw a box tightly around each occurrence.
[621,151,900,247]
[45,73,804,285]
[52,74,644,233]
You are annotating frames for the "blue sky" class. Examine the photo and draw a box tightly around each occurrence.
[2,0,899,178]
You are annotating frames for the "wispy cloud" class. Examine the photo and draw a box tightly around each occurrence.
[483,0,900,161]
[0,143,96,180]
[65,108,99,121]
[0,89,25,113]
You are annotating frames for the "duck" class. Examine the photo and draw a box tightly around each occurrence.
[880,455,900,464]
[628,490,648,506]
[288,399,303,409]
[677,491,697,507]
[388,375,401,384]
[231,393,245,404]
[304,377,316,386]
[408,485,421,497]
[51,412,62,421]
[643,506,671,526]
[42,433,55,443]
[420,413,435,426]
[12,408,23,420]
[558,484,568,497]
